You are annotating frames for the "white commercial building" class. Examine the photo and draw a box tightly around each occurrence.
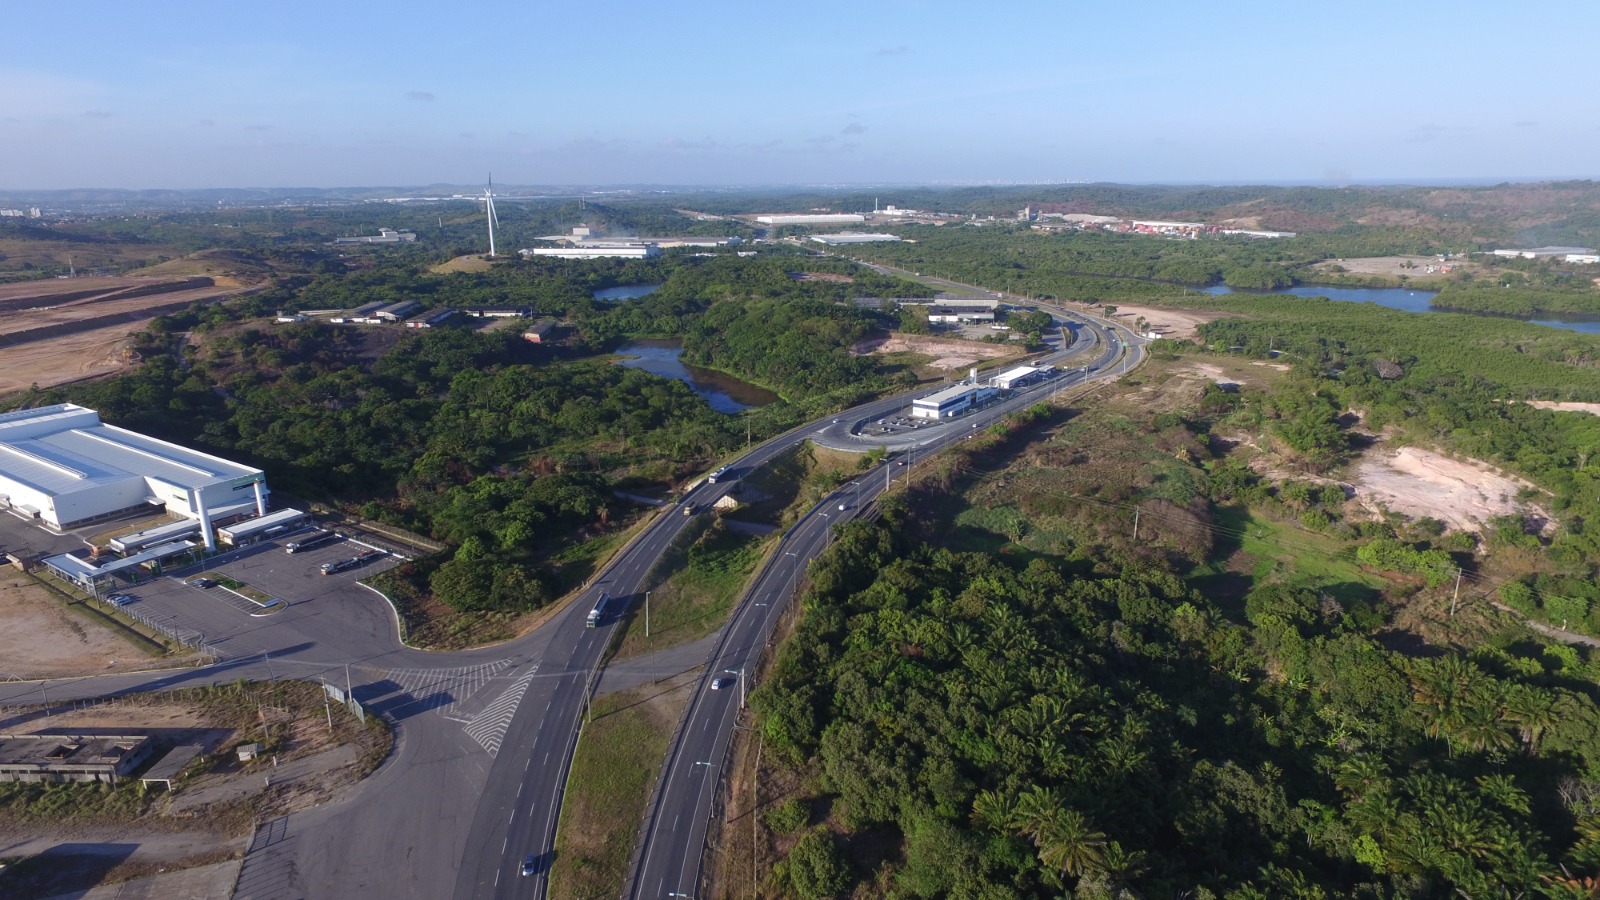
[911,383,998,419]
[809,233,902,245]
[1492,246,1598,259]
[0,404,268,548]
[523,246,661,260]
[755,214,865,226]
[991,366,1041,390]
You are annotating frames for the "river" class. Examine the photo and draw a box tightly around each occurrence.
[615,340,778,413]
[1202,284,1600,334]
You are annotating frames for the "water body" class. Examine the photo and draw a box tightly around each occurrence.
[615,340,778,414]
[1203,284,1600,334]
[593,284,662,303]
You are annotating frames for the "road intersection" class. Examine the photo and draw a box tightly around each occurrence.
[0,294,1142,900]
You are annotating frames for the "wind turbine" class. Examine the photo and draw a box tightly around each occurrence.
[482,175,499,257]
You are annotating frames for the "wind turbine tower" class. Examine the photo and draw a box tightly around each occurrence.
[483,175,499,257]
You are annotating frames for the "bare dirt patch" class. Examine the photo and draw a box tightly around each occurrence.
[1525,400,1600,416]
[1309,255,1486,281]
[0,579,167,679]
[1351,446,1550,532]
[1098,303,1226,341]
[0,322,142,394]
[853,333,1014,360]
[428,254,494,274]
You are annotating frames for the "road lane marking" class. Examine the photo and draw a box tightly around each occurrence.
[463,665,540,756]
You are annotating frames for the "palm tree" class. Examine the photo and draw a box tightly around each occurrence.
[1033,808,1107,879]
[1502,685,1559,755]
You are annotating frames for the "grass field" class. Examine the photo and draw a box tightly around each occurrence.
[613,521,767,659]
[548,671,698,899]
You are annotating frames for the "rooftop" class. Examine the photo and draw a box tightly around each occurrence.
[0,404,261,500]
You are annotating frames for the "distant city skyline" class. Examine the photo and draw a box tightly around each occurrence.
[3,0,1596,190]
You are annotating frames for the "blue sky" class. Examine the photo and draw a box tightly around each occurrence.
[3,0,1596,189]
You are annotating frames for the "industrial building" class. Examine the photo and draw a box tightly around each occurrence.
[911,382,998,419]
[0,404,269,537]
[334,228,417,244]
[522,319,559,343]
[928,306,996,324]
[404,308,458,329]
[460,306,532,318]
[373,300,422,322]
[755,214,865,226]
[809,233,902,245]
[0,732,157,784]
[524,246,661,260]
[1491,246,1598,259]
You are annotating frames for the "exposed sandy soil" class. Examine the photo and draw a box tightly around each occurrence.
[429,254,494,274]
[1526,400,1600,416]
[0,277,252,395]
[1098,303,1226,341]
[853,333,1014,359]
[0,579,170,679]
[1180,362,1244,388]
[1,286,225,332]
[0,321,142,394]
[1309,255,1486,280]
[1351,446,1550,533]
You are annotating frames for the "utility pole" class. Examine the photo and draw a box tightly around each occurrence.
[1132,507,1141,541]
[645,591,651,637]
[740,669,747,709]
[263,651,275,682]
[321,680,334,732]
[1450,569,1463,618]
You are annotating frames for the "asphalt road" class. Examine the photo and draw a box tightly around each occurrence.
[625,307,1143,898]
[0,290,1139,900]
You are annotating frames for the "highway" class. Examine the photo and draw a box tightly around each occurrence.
[0,291,1139,900]
[625,306,1143,898]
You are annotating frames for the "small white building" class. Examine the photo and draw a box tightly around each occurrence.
[1566,254,1600,264]
[991,366,1041,390]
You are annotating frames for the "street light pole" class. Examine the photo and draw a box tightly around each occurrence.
[645,591,651,637]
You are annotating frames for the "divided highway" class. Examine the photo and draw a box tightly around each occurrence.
[626,309,1142,898]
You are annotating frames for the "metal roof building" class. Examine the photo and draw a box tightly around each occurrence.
[0,404,268,547]
[755,214,865,226]
[809,233,902,245]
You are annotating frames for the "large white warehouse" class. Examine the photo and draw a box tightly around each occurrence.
[0,404,268,543]
[755,214,865,226]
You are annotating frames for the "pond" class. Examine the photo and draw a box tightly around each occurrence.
[615,340,778,414]
[594,284,662,303]
[1202,284,1600,334]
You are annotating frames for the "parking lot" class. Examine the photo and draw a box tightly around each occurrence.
[864,413,947,436]
[0,510,410,663]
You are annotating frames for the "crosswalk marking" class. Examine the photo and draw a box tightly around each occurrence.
[378,659,513,719]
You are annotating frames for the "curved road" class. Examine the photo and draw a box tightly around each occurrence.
[625,308,1143,898]
[0,293,1139,900]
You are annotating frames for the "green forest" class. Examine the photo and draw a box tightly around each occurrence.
[13,250,921,636]
[752,362,1600,897]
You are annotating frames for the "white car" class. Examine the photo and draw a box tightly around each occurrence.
[710,676,734,691]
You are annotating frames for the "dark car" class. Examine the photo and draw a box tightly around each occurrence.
[520,854,537,877]
[193,578,217,588]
